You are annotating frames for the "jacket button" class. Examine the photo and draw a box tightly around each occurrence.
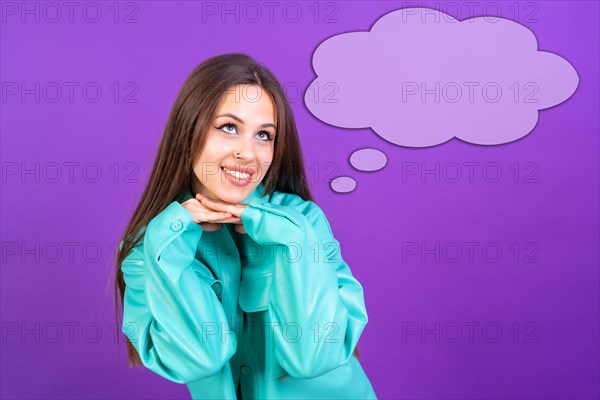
[241,366,251,375]
[170,220,183,232]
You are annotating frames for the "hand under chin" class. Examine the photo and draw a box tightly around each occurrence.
[200,222,223,232]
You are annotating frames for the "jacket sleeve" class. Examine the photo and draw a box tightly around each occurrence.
[239,197,369,379]
[120,200,237,391]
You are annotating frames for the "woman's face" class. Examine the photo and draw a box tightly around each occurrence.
[192,84,277,204]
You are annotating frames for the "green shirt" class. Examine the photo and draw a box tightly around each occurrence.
[121,182,377,399]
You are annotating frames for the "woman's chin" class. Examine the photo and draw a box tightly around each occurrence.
[215,191,246,205]
[209,182,258,204]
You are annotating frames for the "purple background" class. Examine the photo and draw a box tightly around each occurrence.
[1,1,598,399]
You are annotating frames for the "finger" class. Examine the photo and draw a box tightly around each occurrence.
[196,194,226,211]
[235,224,247,234]
[200,197,237,213]
[199,196,225,208]
[216,217,242,223]
[206,211,232,222]
[200,222,222,232]
[196,193,219,208]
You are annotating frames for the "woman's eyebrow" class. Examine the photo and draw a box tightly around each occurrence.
[215,113,276,129]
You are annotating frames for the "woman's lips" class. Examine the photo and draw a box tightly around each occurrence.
[221,164,257,175]
[221,167,253,186]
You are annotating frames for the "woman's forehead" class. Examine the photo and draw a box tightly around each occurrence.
[214,88,277,125]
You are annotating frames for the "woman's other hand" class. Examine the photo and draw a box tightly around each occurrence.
[195,193,249,235]
[180,197,238,232]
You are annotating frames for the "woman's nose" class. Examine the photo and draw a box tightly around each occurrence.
[234,137,254,160]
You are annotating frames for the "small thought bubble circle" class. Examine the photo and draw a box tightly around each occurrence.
[350,148,387,171]
[330,176,357,193]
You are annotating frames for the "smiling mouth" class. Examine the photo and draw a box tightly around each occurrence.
[222,166,253,180]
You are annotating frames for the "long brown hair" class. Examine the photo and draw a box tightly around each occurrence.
[114,52,359,367]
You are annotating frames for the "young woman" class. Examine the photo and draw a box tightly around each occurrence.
[114,53,377,399]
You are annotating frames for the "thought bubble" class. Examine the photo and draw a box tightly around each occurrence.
[350,148,388,171]
[330,176,357,193]
[307,7,579,193]
[306,7,579,146]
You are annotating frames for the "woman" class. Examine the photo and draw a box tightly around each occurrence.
[114,53,377,399]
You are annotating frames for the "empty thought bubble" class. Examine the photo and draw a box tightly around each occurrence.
[350,148,388,171]
[306,7,579,193]
[330,176,357,193]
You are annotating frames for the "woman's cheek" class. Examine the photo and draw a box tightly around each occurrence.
[256,146,274,166]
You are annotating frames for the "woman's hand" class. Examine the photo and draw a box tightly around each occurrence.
[180,197,239,232]
[195,193,249,234]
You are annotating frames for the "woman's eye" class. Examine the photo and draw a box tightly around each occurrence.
[217,123,273,141]
[220,123,237,134]
[257,131,273,141]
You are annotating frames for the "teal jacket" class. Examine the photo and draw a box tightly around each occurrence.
[120,182,377,399]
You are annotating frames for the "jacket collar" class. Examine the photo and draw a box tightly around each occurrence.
[181,181,266,204]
